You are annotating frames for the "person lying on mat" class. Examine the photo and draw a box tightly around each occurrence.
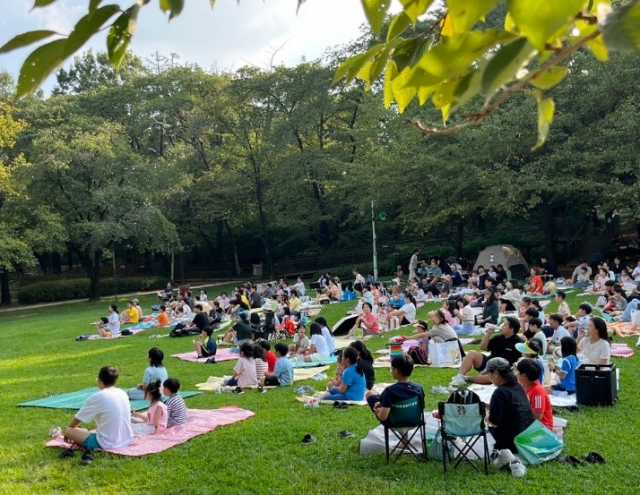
[449,317,522,387]
[59,366,133,465]
[321,347,365,402]
[131,380,167,435]
[163,378,187,427]
[366,354,424,422]
[260,343,294,387]
[298,323,330,363]
[128,348,169,400]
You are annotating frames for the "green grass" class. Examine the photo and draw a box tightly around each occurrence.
[1,288,639,495]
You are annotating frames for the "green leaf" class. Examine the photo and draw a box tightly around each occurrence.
[481,37,536,97]
[360,0,392,35]
[399,0,435,23]
[534,93,555,150]
[332,44,385,85]
[391,36,431,74]
[16,38,67,98]
[32,0,58,7]
[601,2,640,52]
[530,66,568,90]
[107,5,140,68]
[0,30,59,55]
[445,0,500,34]
[507,0,586,50]
[65,4,120,58]
[89,0,103,9]
[387,12,412,42]
[383,60,397,108]
[391,67,417,112]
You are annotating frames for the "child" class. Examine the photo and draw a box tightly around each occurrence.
[576,267,590,283]
[288,323,309,353]
[131,380,167,435]
[163,378,187,427]
[555,291,570,319]
[133,299,144,320]
[253,344,269,383]
[546,336,579,395]
[94,317,110,337]
[300,323,330,362]
[528,268,544,295]
[321,347,366,401]
[154,305,170,327]
[327,350,344,390]
[261,343,294,387]
[516,359,553,431]
[259,341,277,373]
[193,326,217,363]
[515,340,544,384]
[128,347,168,400]
[365,354,424,422]
[225,343,258,388]
[407,320,431,365]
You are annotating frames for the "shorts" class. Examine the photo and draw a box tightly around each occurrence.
[83,433,101,450]
[401,317,411,326]
[474,354,489,373]
[200,347,216,358]
[264,376,281,386]
[551,384,576,395]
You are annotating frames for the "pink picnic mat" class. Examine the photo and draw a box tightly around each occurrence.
[171,348,239,363]
[86,328,146,340]
[608,322,639,338]
[45,407,254,456]
[611,343,635,357]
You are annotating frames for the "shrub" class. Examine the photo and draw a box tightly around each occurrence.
[17,277,164,305]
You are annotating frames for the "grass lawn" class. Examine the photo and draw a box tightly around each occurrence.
[1,286,639,495]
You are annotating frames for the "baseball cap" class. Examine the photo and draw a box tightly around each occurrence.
[481,357,511,374]
[515,342,538,356]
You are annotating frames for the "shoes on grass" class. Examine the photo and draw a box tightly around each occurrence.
[492,449,515,469]
[339,430,354,438]
[205,358,216,364]
[59,448,75,459]
[509,459,526,477]
[449,375,466,387]
[301,434,316,444]
[81,451,94,466]
[232,387,244,395]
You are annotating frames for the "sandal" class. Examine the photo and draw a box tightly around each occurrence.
[232,387,244,395]
[301,434,316,444]
[339,430,354,438]
[582,452,606,464]
[58,448,75,459]
[558,455,584,467]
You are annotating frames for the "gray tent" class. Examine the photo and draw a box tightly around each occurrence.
[473,245,529,279]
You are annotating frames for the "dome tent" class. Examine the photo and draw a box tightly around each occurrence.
[473,245,529,280]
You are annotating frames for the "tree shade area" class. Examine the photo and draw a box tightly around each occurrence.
[0,2,639,304]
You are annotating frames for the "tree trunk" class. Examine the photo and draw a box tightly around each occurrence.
[179,253,185,283]
[1,270,11,306]
[89,249,102,300]
[66,246,74,271]
[224,220,241,276]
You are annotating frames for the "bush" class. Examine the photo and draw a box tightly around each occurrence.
[17,277,164,305]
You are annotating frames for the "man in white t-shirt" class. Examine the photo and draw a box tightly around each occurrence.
[60,366,133,465]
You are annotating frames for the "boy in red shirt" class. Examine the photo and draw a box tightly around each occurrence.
[516,358,553,431]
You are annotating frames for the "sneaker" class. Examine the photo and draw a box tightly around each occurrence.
[58,448,75,459]
[510,459,526,477]
[205,358,216,364]
[449,375,466,387]
[492,449,516,469]
[81,451,94,466]
[232,387,244,395]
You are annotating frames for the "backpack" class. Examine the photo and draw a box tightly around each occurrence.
[407,345,430,365]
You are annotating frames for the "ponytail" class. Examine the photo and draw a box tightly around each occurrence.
[355,357,364,376]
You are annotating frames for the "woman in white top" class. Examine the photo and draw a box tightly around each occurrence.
[453,297,475,335]
[301,323,329,362]
[499,279,521,312]
[389,294,417,325]
[577,316,611,364]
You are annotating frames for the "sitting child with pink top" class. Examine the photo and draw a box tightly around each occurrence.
[131,380,167,435]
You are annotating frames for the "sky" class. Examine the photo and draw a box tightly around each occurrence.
[0,0,403,93]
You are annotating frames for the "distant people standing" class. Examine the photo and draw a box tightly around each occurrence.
[409,249,419,280]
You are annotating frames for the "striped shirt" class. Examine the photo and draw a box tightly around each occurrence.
[255,358,268,382]
[165,394,187,427]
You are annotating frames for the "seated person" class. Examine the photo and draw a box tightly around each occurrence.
[128,347,168,400]
[450,316,522,387]
[366,354,424,422]
[475,288,499,327]
[347,302,379,338]
[484,358,534,468]
[154,305,170,328]
[546,336,579,395]
[225,343,258,388]
[527,268,544,295]
[350,340,375,390]
[555,291,570,319]
[563,303,592,339]
[388,294,417,329]
[525,317,547,356]
[298,323,330,363]
[163,378,187,427]
[420,309,457,343]
[222,311,253,345]
[119,300,139,324]
[516,359,553,431]
[193,326,217,363]
[322,347,366,401]
[261,343,294,387]
[288,323,310,353]
[157,282,174,301]
[547,313,570,352]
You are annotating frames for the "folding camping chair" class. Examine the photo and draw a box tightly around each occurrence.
[437,389,489,474]
[382,393,428,464]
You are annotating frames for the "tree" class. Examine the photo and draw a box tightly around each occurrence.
[2,1,640,147]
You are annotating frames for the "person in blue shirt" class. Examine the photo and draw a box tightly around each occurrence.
[547,337,579,394]
[261,343,294,386]
[322,347,366,401]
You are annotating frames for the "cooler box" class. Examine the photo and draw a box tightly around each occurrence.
[576,363,617,406]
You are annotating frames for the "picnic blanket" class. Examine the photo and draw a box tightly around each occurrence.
[467,384,577,407]
[171,348,239,363]
[295,382,394,407]
[195,366,330,391]
[608,321,639,337]
[333,336,354,350]
[19,387,201,411]
[45,407,254,456]
[291,355,338,368]
[611,342,635,357]
[85,328,147,340]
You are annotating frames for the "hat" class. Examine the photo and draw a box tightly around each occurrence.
[515,342,538,356]
[481,357,511,374]
[261,303,272,311]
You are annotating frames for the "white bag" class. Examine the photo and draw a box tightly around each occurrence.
[429,341,463,368]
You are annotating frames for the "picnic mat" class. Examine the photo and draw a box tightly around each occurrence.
[295,382,393,407]
[467,384,577,407]
[334,336,354,350]
[171,348,239,363]
[372,356,458,369]
[291,355,338,368]
[195,366,330,391]
[19,387,201,411]
[611,342,635,357]
[45,407,254,456]
[86,328,147,340]
[608,321,639,337]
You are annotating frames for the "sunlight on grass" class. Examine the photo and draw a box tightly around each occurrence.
[0,344,134,371]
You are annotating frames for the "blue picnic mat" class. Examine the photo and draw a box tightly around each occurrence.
[290,355,338,368]
[18,387,201,411]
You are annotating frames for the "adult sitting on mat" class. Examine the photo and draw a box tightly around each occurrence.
[449,316,522,387]
[157,282,174,301]
[59,366,133,465]
[222,310,253,345]
[388,294,417,329]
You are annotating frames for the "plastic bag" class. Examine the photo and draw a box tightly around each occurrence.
[514,420,564,466]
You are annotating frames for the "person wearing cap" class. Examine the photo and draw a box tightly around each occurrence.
[515,340,544,384]
[484,357,534,467]
[450,316,522,386]
[516,359,554,431]
[222,309,253,344]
